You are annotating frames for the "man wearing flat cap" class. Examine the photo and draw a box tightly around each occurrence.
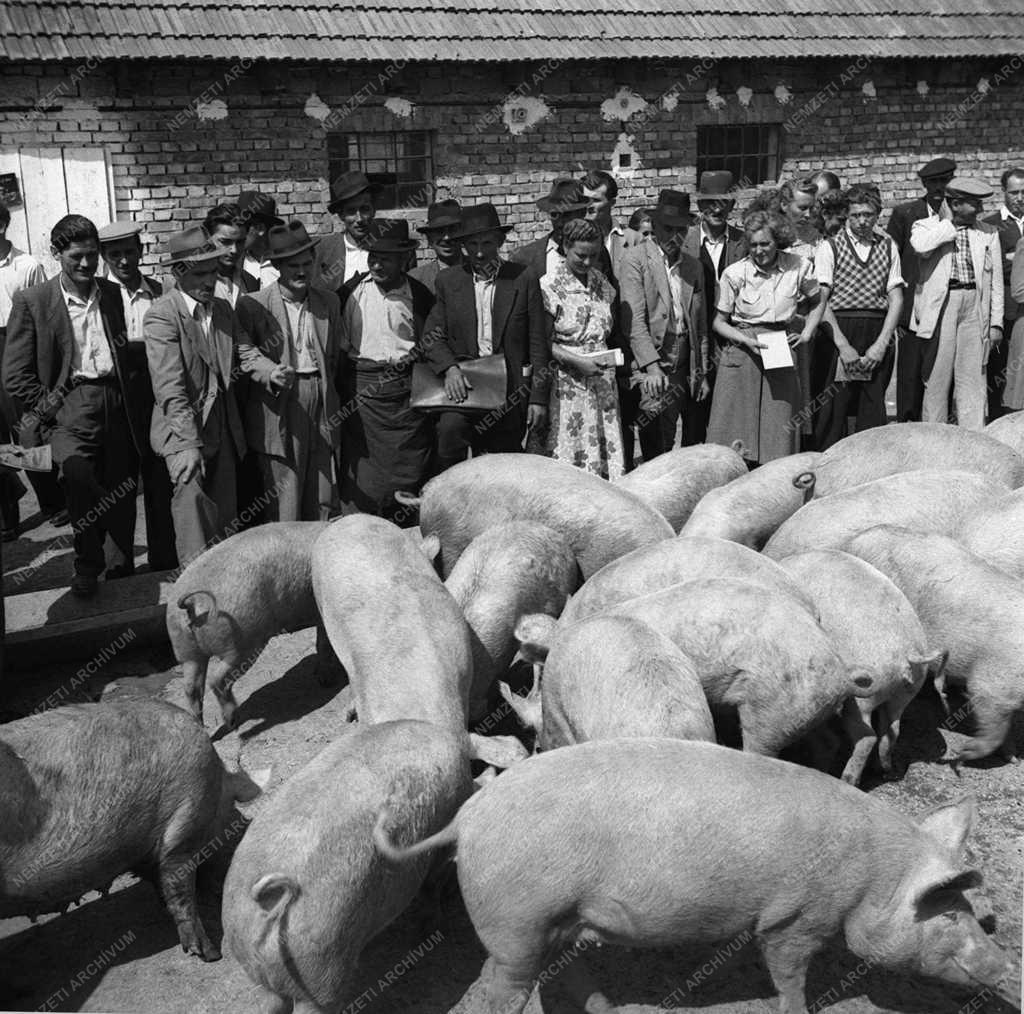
[887,156,956,421]
[311,170,380,291]
[910,176,1003,430]
[145,226,278,565]
[99,220,177,570]
[423,203,549,472]
[409,200,464,295]
[238,190,284,288]
[620,189,709,461]
[510,178,591,281]
[235,221,344,522]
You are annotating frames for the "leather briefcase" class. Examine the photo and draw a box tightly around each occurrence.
[410,354,508,413]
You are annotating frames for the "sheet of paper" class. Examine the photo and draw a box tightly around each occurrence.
[755,329,795,370]
[0,443,52,472]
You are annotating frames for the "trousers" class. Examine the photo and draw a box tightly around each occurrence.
[922,288,986,430]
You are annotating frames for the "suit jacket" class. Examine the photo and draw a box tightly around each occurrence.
[887,197,945,327]
[982,211,1024,321]
[234,283,345,457]
[312,232,418,292]
[682,223,747,332]
[909,218,1004,342]
[144,289,249,459]
[422,261,550,405]
[2,276,144,452]
[619,241,708,395]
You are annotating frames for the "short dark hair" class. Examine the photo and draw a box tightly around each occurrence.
[628,208,653,231]
[1001,168,1024,190]
[203,203,245,235]
[812,170,841,192]
[562,218,602,246]
[50,214,99,253]
[581,169,618,202]
[0,201,10,232]
[741,209,795,249]
[844,185,882,214]
[818,190,851,216]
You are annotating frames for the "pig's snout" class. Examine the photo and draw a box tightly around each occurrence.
[178,590,218,629]
[792,470,816,503]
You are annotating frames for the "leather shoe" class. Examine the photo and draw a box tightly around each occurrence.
[71,573,99,598]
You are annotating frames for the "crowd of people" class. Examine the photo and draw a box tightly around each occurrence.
[0,157,1021,597]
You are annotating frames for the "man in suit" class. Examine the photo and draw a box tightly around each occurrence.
[235,221,343,522]
[682,170,748,445]
[424,203,549,473]
[238,190,284,288]
[204,203,259,308]
[409,200,463,295]
[910,177,1003,431]
[311,170,380,292]
[509,178,590,282]
[620,190,709,461]
[982,167,1024,419]
[3,214,144,596]
[887,156,956,421]
[99,220,177,570]
[145,226,276,566]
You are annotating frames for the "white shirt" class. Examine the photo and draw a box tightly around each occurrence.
[474,271,498,356]
[114,274,158,343]
[61,278,114,379]
[700,224,726,276]
[339,276,415,362]
[1000,205,1024,234]
[815,227,905,292]
[214,270,245,308]
[280,293,319,373]
[0,245,46,327]
[658,245,686,335]
[244,255,279,287]
[343,233,370,283]
[544,238,564,280]
[605,226,624,257]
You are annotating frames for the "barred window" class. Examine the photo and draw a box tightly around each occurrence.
[696,124,781,188]
[328,131,434,210]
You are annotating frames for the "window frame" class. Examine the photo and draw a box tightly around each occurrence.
[327,129,436,211]
[695,123,782,189]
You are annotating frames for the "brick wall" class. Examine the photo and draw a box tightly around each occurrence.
[2,54,1023,273]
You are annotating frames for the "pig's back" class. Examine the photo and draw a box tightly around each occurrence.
[984,410,1024,458]
[958,487,1024,579]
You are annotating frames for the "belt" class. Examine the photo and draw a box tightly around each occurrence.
[70,374,118,388]
[948,281,976,290]
[294,371,320,379]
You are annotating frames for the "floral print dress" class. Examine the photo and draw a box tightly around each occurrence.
[540,263,624,480]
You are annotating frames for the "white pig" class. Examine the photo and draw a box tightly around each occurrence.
[778,550,946,785]
[559,535,817,627]
[984,409,1024,458]
[0,699,260,961]
[224,720,471,1013]
[444,522,579,723]
[847,526,1024,762]
[763,469,1009,560]
[614,443,747,532]
[811,422,1024,497]
[502,614,715,750]
[375,740,1010,1014]
[680,451,821,548]
[399,453,673,579]
[958,486,1024,581]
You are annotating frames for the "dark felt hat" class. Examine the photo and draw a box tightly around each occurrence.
[418,200,463,234]
[364,218,419,253]
[163,225,223,265]
[695,171,738,202]
[651,189,695,228]
[265,220,319,261]
[237,191,284,227]
[918,157,957,180]
[328,171,383,214]
[452,203,514,240]
[536,178,590,214]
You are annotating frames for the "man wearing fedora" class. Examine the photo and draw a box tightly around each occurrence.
[887,156,956,421]
[337,219,435,519]
[235,221,344,522]
[312,170,380,291]
[424,203,549,472]
[238,190,284,288]
[620,189,709,461]
[410,200,464,295]
[910,176,1003,430]
[3,214,145,596]
[510,178,591,281]
[145,226,277,565]
[683,171,748,445]
[99,220,177,570]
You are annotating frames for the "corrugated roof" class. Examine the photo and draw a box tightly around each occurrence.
[2,0,1023,62]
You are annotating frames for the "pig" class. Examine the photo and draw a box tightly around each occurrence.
[958,486,1024,581]
[778,550,946,785]
[375,739,1011,1014]
[613,443,747,532]
[811,422,1024,498]
[501,614,715,750]
[680,451,821,549]
[443,521,580,723]
[847,526,1024,762]
[520,578,874,757]
[0,698,260,961]
[396,452,673,579]
[224,719,472,1014]
[763,469,1010,561]
[984,410,1024,458]
[558,535,817,627]
[169,521,329,728]
[312,515,525,767]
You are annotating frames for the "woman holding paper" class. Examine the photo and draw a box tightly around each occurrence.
[706,210,824,465]
[540,218,625,479]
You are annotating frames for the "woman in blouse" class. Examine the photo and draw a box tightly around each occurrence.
[540,217,624,479]
[706,210,825,465]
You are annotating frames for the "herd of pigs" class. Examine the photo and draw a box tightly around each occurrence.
[4,418,1024,1014]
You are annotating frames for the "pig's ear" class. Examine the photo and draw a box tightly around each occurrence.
[911,868,985,910]
[419,534,441,563]
[918,796,978,860]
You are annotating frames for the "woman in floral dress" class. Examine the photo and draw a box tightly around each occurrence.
[540,218,624,479]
